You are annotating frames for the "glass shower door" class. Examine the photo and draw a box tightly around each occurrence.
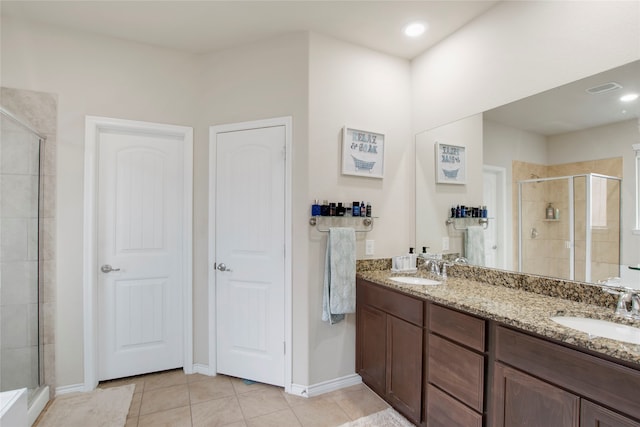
[0,111,42,401]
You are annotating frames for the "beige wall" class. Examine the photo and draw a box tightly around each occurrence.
[1,16,201,387]
[196,32,311,383]
[411,1,640,133]
[307,33,412,384]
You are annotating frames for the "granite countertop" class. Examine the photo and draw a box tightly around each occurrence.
[357,268,640,367]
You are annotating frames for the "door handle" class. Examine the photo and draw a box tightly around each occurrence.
[216,263,232,272]
[101,264,121,273]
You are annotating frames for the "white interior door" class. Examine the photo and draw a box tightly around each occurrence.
[483,165,507,270]
[97,131,184,380]
[214,125,285,387]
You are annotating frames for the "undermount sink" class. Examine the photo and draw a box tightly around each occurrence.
[390,276,442,286]
[550,316,640,345]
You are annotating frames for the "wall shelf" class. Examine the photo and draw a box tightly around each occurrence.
[309,216,374,233]
[445,217,489,230]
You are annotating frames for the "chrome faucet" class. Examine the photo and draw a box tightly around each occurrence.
[440,262,454,280]
[424,259,440,276]
[599,278,640,319]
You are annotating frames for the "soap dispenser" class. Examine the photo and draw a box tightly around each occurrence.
[408,247,417,270]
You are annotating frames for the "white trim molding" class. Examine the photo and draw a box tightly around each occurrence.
[290,374,363,398]
[208,116,293,393]
[634,143,640,231]
[83,116,193,390]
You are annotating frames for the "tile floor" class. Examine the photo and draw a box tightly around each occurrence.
[90,369,389,427]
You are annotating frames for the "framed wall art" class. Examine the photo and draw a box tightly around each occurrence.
[342,126,384,179]
[435,142,466,184]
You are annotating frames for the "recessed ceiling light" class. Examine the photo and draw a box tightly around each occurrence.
[404,22,426,38]
[620,93,639,102]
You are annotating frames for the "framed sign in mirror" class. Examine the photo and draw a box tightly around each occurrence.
[342,126,384,179]
[435,142,466,184]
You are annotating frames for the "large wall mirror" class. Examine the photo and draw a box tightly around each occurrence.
[416,60,640,285]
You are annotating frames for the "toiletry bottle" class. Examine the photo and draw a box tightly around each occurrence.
[555,207,560,220]
[352,201,360,217]
[311,200,321,216]
[408,247,416,269]
[321,200,330,216]
[455,205,461,218]
[366,202,372,217]
[451,206,456,218]
[337,202,345,216]
[329,202,336,216]
[546,203,554,219]
[482,205,487,218]
[360,201,366,217]
[460,205,466,218]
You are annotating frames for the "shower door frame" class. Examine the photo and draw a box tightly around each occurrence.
[0,106,50,423]
[518,173,621,282]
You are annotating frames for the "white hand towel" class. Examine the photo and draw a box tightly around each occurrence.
[465,225,485,266]
[322,227,356,324]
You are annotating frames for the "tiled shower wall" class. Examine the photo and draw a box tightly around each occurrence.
[513,158,622,282]
[0,87,57,398]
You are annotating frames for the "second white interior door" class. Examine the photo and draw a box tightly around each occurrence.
[214,124,286,386]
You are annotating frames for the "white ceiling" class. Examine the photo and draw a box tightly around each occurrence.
[0,0,498,59]
[484,60,640,136]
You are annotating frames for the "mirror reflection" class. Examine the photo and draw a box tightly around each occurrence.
[416,60,640,284]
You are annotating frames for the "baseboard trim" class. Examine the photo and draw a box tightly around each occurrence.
[291,374,362,398]
[56,383,85,395]
[192,364,215,376]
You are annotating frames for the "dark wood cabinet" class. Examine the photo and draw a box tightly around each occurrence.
[356,279,424,424]
[492,362,580,427]
[356,304,386,396]
[387,314,423,422]
[494,326,640,427]
[581,400,640,427]
[356,279,640,427]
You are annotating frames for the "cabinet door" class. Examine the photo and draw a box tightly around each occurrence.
[581,400,640,427]
[387,315,423,424]
[492,363,579,427]
[357,304,386,395]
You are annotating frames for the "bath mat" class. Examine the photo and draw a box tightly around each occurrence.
[338,407,415,427]
[36,384,134,427]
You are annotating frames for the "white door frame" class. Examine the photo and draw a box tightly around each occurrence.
[208,117,292,393]
[483,165,508,270]
[83,116,193,391]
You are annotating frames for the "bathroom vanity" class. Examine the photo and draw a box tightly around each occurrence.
[355,266,640,427]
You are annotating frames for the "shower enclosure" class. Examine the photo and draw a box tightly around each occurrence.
[0,108,46,405]
[518,174,621,283]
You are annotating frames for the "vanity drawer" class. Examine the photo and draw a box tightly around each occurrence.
[428,333,485,412]
[429,304,485,351]
[356,279,424,326]
[426,384,483,427]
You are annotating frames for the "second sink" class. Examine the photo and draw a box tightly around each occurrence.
[390,276,442,286]
[550,316,640,345]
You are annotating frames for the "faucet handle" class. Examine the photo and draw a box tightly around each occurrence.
[440,261,454,280]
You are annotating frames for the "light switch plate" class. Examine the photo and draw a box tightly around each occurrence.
[365,239,375,255]
[442,237,450,251]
